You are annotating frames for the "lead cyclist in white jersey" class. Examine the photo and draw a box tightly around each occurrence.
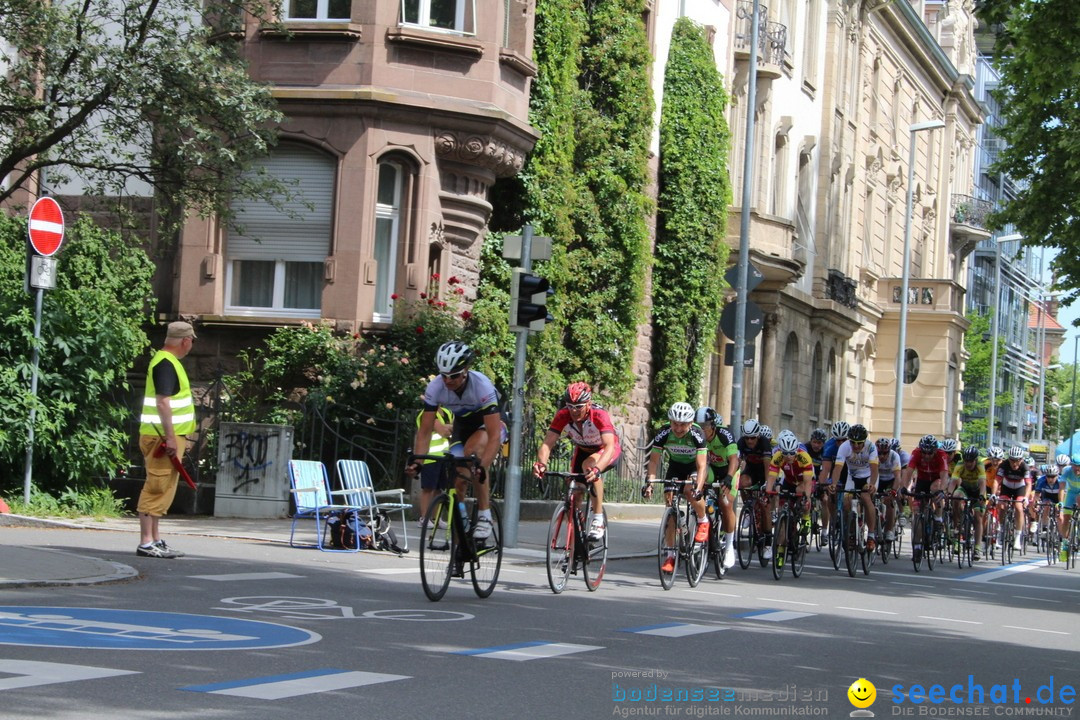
[410,341,506,540]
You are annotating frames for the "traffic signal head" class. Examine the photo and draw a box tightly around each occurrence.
[509,268,554,331]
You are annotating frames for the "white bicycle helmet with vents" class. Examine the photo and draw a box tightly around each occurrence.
[435,341,474,374]
[668,402,695,423]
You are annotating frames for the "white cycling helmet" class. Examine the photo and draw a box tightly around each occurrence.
[435,341,474,374]
[1007,446,1024,460]
[759,425,773,440]
[831,421,850,439]
[668,402,695,423]
[694,407,719,426]
[1056,453,1071,466]
[988,446,1005,460]
[940,438,958,453]
[777,433,800,454]
[742,419,761,437]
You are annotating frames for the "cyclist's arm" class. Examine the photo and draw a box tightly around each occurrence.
[830,456,845,486]
[725,445,741,479]
[868,461,879,491]
[595,430,619,473]
[818,458,834,486]
[695,450,708,495]
[534,428,561,476]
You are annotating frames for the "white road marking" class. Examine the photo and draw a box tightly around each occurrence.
[189,573,302,581]
[0,660,138,690]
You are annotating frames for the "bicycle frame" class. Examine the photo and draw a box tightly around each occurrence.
[543,471,608,592]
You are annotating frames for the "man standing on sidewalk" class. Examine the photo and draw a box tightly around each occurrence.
[135,321,197,558]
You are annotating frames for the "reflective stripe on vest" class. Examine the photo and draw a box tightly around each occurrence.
[139,351,196,436]
[423,433,450,464]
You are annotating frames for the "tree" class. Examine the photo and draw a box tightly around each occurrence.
[959,310,1009,446]
[978,0,1080,301]
[0,0,283,221]
[0,212,156,494]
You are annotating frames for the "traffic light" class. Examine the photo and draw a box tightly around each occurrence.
[509,268,554,331]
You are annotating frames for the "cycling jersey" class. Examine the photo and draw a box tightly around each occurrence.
[548,406,620,452]
[1061,467,1080,510]
[768,450,814,485]
[951,459,985,491]
[804,442,824,477]
[737,436,772,483]
[703,426,739,480]
[984,460,1001,487]
[876,450,902,484]
[1035,476,1062,500]
[820,437,848,485]
[651,426,707,465]
[907,448,949,483]
[834,440,878,480]
[997,460,1030,490]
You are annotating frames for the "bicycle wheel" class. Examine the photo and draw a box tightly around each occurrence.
[911,513,924,573]
[736,505,755,570]
[582,509,607,591]
[791,522,807,578]
[658,506,679,590]
[1069,518,1079,569]
[419,493,455,602]
[860,519,872,576]
[984,512,997,560]
[958,513,972,569]
[925,513,936,571]
[810,498,823,551]
[1002,517,1014,566]
[545,505,573,594]
[685,509,707,588]
[829,516,842,570]
[771,512,788,580]
[1045,521,1059,567]
[893,512,904,559]
[941,514,954,564]
[470,504,502,598]
[711,522,726,580]
[845,512,857,578]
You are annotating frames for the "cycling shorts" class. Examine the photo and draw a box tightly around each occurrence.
[570,446,620,475]
[708,465,734,490]
[999,484,1027,500]
[845,475,872,492]
[664,461,698,491]
[952,484,985,510]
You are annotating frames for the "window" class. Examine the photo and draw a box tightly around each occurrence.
[903,348,921,384]
[810,343,823,421]
[782,332,799,419]
[225,143,334,318]
[401,0,476,35]
[373,162,406,322]
[286,0,351,20]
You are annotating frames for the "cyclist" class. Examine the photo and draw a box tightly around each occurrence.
[902,434,950,561]
[941,438,961,467]
[760,425,774,443]
[644,402,710,573]
[891,437,910,468]
[696,407,739,568]
[874,437,903,543]
[533,382,621,541]
[830,423,879,551]
[1033,464,1062,547]
[805,429,828,538]
[764,431,814,534]
[410,341,505,540]
[997,447,1031,551]
[948,445,986,560]
[737,419,774,557]
[984,446,1004,499]
[818,421,851,542]
[1056,453,1071,475]
[1060,455,1080,561]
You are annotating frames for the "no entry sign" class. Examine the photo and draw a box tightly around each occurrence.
[28,197,65,256]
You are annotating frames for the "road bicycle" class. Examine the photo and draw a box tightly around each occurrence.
[904,489,942,573]
[736,486,770,569]
[872,490,893,565]
[1066,506,1079,570]
[1034,501,1061,567]
[839,487,873,577]
[704,481,733,579]
[982,495,1000,561]
[542,471,608,593]
[950,494,977,569]
[650,479,708,590]
[767,487,809,580]
[997,494,1019,566]
[412,453,503,601]
[808,489,826,552]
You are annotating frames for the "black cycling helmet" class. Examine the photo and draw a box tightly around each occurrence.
[848,424,868,443]
[962,445,980,461]
[918,434,938,452]
[875,437,891,452]
[809,428,828,443]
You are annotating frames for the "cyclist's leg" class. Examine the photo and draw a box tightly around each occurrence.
[972,492,985,550]
[860,482,876,535]
[461,427,497,512]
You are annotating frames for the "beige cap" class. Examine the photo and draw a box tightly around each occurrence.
[166,321,197,339]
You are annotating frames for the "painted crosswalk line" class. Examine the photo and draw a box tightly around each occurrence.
[0,660,138,690]
[621,622,728,637]
[736,610,816,622]
[183,669,409,699]
[188,572,303,581]
[454,641,602,661]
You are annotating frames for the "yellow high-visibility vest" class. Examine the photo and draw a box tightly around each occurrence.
[139,351,195,436]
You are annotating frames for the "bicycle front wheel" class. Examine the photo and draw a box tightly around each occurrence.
[419,493,455,602]
[658,506,679,590]
[545,505,573,594]
[771,513,788,581]
[1045,522,1059,567]
[911,513,924,572]
[925,514,936,571]
[736,505,754,570]
[829,514,842,571]
[791,525,807,578]
[582,509,608,591]
[685,510,707,588]
[470,504,502,598]
[845,513,857,578]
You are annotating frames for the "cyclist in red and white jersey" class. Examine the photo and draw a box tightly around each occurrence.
[997,446,1031,551]
[534,382,621,540]
[902,434,950,522]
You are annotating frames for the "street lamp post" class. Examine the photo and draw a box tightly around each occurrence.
[1071,336,1079,456]
[987,233,1022,448]
[893,119,946,441]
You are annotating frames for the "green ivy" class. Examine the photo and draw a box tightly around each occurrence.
[651,17,733,416]
[484,0,654,422]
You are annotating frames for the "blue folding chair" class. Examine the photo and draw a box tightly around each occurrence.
[335,459,412,552]
[287,459,363,552]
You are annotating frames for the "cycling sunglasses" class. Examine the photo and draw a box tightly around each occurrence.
[567,403,589,411]
[441,370,467,381]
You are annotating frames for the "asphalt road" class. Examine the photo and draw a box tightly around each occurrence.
[1,525,1077,720]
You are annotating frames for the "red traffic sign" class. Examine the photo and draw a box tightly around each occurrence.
[28,197,65,256]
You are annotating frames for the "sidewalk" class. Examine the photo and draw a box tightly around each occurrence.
[0,502,664,588]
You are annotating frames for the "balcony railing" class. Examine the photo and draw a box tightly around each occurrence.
[733,2,787,69]
[951,194,994,230]
[826,269,858,309]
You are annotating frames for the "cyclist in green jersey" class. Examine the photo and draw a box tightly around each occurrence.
[948,445,987,560]
[696,406,739,568]
[644,403,710,572]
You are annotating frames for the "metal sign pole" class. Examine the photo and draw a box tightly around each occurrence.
[23,287,44,504]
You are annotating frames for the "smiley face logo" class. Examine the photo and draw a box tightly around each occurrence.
[848,678,877,709]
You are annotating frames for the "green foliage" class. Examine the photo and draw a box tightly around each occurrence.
[485,0,653,422]
[0,0,285,225]
[959,310,1010,445]
[4,484,125,519]
[0,213,155,495]
[978,0,1080,301]
[651,18,732,416]
[465,233,515,390]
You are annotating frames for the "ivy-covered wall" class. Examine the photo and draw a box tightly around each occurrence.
[484,0,655,422]
[651,17,732,417]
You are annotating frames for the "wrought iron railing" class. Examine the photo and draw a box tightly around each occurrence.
[826,269,858,309]
[733,2,787,68]
[951,194,994,230]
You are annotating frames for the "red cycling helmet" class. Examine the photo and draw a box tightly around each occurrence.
[564,382,592,406]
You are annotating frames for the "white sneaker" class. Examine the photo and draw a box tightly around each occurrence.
[763,546,773,560]
[884,530,895,542]
[1013,536,1022,551]
[723,546,736,569]
[472,516,493,540]
[587,516,605,541]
